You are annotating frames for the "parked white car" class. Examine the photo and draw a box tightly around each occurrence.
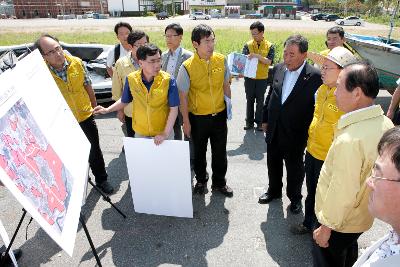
[190,12,211,20]
[335,16,364,26]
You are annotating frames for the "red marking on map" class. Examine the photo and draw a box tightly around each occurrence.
[0,103,70,229]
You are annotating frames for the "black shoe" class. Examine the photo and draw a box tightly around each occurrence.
[96,181,114,195]
[258,192,281,204]
[211,185,233,197]
[0,247,22,265]
[193,182,207,194]
[289,202,302,214]
[243,124,254,130]
[290,223,311,235]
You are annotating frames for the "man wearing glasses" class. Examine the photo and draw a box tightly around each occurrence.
[94,44,178,145]
[177,24,233,197]
[112,30,149,139]
[242,21,274,131]
[35,34,114,194]
[353,126,400,266]
[313,62,394,266]
[161,23,193,141]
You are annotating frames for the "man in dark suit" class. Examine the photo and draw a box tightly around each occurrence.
[259,34,322,214]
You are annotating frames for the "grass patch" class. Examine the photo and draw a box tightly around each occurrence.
[363,15,399,27]
[0,29,327,63]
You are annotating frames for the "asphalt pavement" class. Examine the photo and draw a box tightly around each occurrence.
[0,79,392,266]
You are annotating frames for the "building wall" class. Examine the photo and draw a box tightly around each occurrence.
[13,0,108,19]
[108,0,139,12]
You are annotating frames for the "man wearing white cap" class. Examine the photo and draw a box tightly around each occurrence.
[312,62,394,267]
[291,47,358,235]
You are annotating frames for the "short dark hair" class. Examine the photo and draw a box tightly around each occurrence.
[344,62,379,98]
[377,127,400,173]
[136,43,161,61]
[327,26,345,39]
[284,34,308,53]
[191,24,214,44]
[127,30,149,46]
[34,34,59,55]
[114,22,132,35]
[165,23,183,35]
[250,21,264,32]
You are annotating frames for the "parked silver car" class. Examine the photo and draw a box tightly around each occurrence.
[0,42,113,103]
[190,12,211,20]
[335,16,365,26]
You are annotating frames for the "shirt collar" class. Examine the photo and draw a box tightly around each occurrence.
[337,105,383,129]
[48,59,68,73]
[285,60,306,75]
[169,47,181,57]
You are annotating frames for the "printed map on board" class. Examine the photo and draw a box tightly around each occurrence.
[0,99,73,233]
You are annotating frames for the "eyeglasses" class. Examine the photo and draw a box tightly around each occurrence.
[368,174,400,186]
[133,42,148,48]
[44,46,63,56]
[321,65,340,71]
[251,31,262,37]
[164,34,179,39]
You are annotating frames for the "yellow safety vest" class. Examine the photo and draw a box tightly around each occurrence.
[49,54,92,123]
[127,70,170,137]
[247,39,272,80]
[307,84,344,160]
[183,52,226,115]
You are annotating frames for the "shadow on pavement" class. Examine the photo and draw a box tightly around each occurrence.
[227,130,267,161]
[80,187,230,266]
[260,199,312,267]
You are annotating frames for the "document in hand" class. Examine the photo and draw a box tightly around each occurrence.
[227,52,258,78]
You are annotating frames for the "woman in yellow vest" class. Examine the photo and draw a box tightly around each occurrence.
[290,47,358,235]
[94,44,179,146]
[242,21,274,131]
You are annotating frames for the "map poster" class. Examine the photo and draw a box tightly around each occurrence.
[124,138,193,218]
[0,50,90,256]
[227,52,258,78]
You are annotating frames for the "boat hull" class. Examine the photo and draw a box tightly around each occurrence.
[345,34,400,90]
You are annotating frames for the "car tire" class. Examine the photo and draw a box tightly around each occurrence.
[193,17,196,20]
[205,17,209,20]
[340,21,344,25]
[356,22,361,26]
[315,18,318,21]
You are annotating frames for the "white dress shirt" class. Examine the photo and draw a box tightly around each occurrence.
[106,45,130,68]
[281,60,306,104]
[166,47,182,79]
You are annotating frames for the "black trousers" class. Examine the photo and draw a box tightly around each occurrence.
[125,115,135,138]
[312,231,362,267]
[244,78,267,125]
[189,109,227,187]
[79,115,108,184]
[303,152,324,230]
[266,132,305,203]
[174,110,183,140]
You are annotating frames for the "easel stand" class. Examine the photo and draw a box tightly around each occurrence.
[87,177,126,219]
[0,209,26,266]
[1,178,127,267]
